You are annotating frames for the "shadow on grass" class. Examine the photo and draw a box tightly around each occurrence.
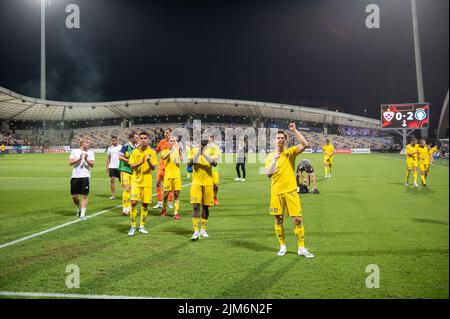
[216,256,299,298]
[405,187,435,195]
[229,239,274,253]
[412,218,449,226]
[94,194,119,199]
[316,248,448,257]
[308,231,364,238]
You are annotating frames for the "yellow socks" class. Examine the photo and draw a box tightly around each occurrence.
[122,189,130,212]
[140,207,148,227]
[324,166,328,177]
[192,218,200,231]
[174,200,180,214]
[274,224,286,246]
[294,225,305,248]
[201,218,208,230]
[130,206,137,227]
[405,171,410,183]
[421,175,427,185]
[413,171,418,184]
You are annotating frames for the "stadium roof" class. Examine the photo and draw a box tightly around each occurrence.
[0,87,380,129]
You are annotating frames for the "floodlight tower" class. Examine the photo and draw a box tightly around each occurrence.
[40,0,51,100]
[411,0,427,138]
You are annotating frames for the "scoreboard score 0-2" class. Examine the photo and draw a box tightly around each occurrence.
[381,103,429,129]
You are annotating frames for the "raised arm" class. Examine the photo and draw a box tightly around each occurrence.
[288,123,309,155]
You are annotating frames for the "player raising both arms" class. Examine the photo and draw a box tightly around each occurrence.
[69,136,95,220]
[154,128,173,209]
[118,132,139,216]
[322,139,335,178]
[160,136,183,219]
[188,139,217,240]
[128,132,157,236]
[405,137,419,187]
[265,123,314,258]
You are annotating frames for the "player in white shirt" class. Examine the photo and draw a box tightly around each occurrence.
[69,136,95,220]
[106,136,122,200]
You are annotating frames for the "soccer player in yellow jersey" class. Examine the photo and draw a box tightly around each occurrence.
[265,123,314,258]
[128,131,157,236]
[207,135,221,206]
[160,136,182,219]
[188,139,217,240]
[428,143,439,165]
[405,137,419,187]
[322,139,335,178]
[417,139,432,187]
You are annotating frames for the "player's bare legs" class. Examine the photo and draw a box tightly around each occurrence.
[80,195,88,219]
[161,190,170,217]
[213,185,219,206]
[72,194,81,216]
[154,178,163,208]
[110,176,116,199]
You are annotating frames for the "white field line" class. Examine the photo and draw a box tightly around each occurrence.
[0,291,171,299]
[0,183,192,250]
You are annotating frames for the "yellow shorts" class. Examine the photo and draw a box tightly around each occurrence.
[213,171,220,185]
[120,171,132,188]
[130,186,152,204]
[406,160,418,170]
[190,184,214,206]
[324,156,333,165]
[419,162,430,172]
[269,191,302,217]
[164,177,182,192]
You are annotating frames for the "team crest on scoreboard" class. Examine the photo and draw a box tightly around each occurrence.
[414,108,427,121]
[383,109,395,122]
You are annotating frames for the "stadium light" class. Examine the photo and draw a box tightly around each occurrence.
[38,0,52,100]
[411,0,427,138]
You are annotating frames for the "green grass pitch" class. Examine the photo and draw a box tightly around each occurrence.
[0,153,448,299]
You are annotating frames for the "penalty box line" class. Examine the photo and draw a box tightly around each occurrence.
[0,183,192,250]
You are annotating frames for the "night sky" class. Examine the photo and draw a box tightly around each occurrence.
[0,0,448,129]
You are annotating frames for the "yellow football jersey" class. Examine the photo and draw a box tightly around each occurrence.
[417,146,430,164]
[265,146,298,196]
[405,144,418,161]
[429,146,438,157]
[129,147,157,187]
[322,144,335,158]
[189,148,214,186]
[161,149,181,179]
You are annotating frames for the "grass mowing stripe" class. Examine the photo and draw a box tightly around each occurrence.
[0,291,169,299]
[0,183,192,250]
